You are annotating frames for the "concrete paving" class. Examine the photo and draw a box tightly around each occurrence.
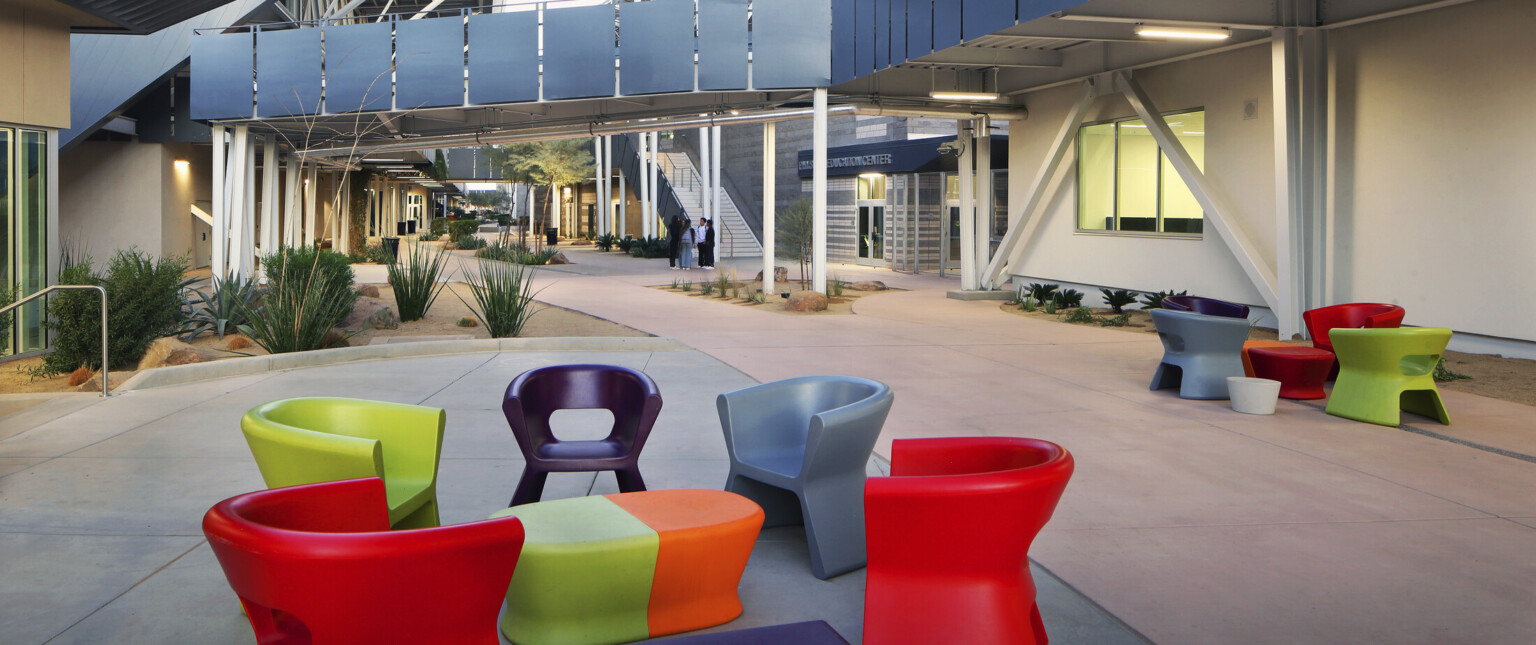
[6,243,1535,643]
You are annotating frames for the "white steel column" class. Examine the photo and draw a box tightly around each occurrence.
[242,131,256,277]
[958,120,977,291]
[649,131,660,236]
[211,125,226,277]
[338,172,352,255]
[283,156,300,246]
[983,81,1097,288]
[699,126,711,224]
[595,137,607,236]
[639,133,650,237]
[975,116,992,285]
[1273,26,1328,339]
[812,88,828,294]
[763,122,776,297]
[227,125,251,280]
[260,136,278,258]
[711,124,722,260]
[604,135,614,234]
[618,173,628,238]
[304,163,318,245]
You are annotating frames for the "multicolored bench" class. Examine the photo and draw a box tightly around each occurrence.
[490,489,764,645]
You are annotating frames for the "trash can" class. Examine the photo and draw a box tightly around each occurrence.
[396,222,409,236]
[382,236,400,262]
[545,227,559,247]
[406,220,418,234]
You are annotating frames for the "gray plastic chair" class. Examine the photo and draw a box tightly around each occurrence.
[717,375,894,579]
[1149,309,1251,399]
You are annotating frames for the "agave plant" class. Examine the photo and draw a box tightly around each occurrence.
[180,272,258,341]
[387,243,449,322]
[455,259,542,338]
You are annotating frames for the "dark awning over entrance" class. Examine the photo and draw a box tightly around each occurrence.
[797,135,1007,178]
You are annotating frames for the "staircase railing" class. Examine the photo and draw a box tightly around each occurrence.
[612,133,686,237]
[673,129,763,242]
[1,285,110,396]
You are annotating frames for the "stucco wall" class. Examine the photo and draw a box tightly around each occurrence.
[1007,44,1278,313]
[59,141,167,262]
[1329,0,1536,344]
[0,6,71,130]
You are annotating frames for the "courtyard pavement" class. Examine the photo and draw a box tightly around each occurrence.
[4,243,1535,643]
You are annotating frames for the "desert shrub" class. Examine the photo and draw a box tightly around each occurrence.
[241,247,359,354]
[180,272,257,341]
[701,282,715,295]
[348,242,395,265]
[629,245,646,258]
[615,236,636,253]
[595,233,618,252]
[387,243,449,322]
[0,284,14,350]
[1064,306,1096,323]
[430,218,448,236]
[1097,313,1132,327]
[1053,288,1084,309]
[42,250,189,374]
[476,242,558,265]
[1100,289,1139,314]
[451,233,487,250]
[417,232,440,242]
[449,219,481,238]
[456,260,540,338]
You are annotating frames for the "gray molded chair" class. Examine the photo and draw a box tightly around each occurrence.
[1149,309,1251,400]
[717,375,894,579]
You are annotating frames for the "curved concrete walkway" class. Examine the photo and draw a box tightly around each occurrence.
[5,245,1535,643]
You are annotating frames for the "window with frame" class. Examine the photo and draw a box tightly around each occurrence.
[1077,111,1204,235]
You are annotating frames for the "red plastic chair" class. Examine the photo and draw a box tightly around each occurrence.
[1302,303,1405,354]
[203,478,525,644]
[863,438,1074,645]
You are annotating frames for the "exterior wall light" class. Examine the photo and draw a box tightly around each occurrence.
[1134,25,1231,40]
[173,159,190,170]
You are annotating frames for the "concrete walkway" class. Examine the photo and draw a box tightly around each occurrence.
[4,244,1535,643]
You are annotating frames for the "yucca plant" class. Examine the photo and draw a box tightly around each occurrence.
[714,270,734,298]
[1100,288,1139,314]
[387,243,449,322]
[180,271,258,340]
[456,260,541,338]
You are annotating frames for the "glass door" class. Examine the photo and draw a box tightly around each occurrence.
[856,204,885,266]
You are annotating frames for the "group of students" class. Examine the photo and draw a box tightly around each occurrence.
[667,213,715,270]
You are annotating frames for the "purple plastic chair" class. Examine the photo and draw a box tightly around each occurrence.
[1162,295,1251,319]
[502,364,663,506]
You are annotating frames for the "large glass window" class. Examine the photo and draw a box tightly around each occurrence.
[1076,111,1204,235]
[857,174,886,201]
[2,127,48,355]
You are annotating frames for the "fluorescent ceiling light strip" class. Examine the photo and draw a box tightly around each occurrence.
[929,91,1000,101]
[1134,25,1231,40]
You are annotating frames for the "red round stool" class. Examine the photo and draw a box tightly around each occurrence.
[1248,346,1335,400]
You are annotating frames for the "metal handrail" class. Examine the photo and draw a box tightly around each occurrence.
[0,285,110,397]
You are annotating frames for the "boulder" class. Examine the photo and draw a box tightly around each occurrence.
[338,296,391,331]
[847,280,888,291]
[367,306,400,330]
[786,290,829,312]
[355,284,381,298]
[137,337,208,371]
[547,252,571,265]
[753,267,789,283]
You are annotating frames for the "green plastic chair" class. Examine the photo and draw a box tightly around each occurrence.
[1325,328,1452,427]
[240,397,445,529]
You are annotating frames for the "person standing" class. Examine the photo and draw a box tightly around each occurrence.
[678,220,697,270]
[698,218,716,268]
[667,213,686,269]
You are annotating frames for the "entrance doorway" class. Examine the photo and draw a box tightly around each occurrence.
[856,174,886,266]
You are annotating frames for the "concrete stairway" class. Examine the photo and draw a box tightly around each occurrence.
[658,151,762,258]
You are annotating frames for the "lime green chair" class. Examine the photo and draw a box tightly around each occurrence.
[241,397,445,529]
[1325,328,1452,427]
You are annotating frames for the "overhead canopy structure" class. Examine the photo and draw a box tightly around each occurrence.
[60,0,245,34]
